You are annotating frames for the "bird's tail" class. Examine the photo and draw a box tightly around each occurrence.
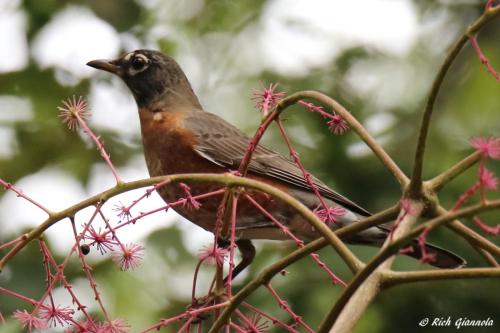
[404,240,466,269]
[341,223,465,269]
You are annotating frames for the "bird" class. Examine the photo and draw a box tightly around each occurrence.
[87,49,464,278]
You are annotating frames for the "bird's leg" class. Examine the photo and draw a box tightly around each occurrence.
[217,239,255,283]
[231,239,256,280]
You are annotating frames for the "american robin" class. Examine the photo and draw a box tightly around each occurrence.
[87,50,464,277]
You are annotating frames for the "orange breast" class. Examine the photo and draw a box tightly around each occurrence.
[139,110,224,177]
[138,110,227,223]
[137,109,298,236]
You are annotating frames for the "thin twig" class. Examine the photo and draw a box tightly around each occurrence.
[0,178,53,215]
[73,117,122,185]
[275,119,335,220]
[266,284,315,333]
[70,217,113,325]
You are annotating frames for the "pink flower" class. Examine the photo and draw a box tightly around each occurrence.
[113,203,132,221]
[58,96,91,131]
[479,165,499,190]
[327,114,349,135]
[252,83,286,116]
[199,244,227,266]
[12,309,48,331]
[313,205,346,224]
[470,136,500,159]
[40,305,74,327]
[112,243,145,271]
[85,226,116,254]
[179,183,202,210]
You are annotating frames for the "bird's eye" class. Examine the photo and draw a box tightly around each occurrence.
[131,56,146,70]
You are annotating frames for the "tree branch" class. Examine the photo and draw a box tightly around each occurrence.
[382,267,500,288]
[435,205,500,258]
[408,5,500,197]
[320,201,423,333]
[476,248,500,267]
[0,173,357,275]
[208,205,398,333]
[427,151,482,191]
[447,219,500,257]
[278,91,408,186]
[318,199,500,332]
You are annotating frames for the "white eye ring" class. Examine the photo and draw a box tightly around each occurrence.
[128,54,149,75]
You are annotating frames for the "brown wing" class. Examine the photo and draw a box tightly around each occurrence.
[183,111,370,216]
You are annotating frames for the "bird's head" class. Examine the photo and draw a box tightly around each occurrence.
[87,50,200,109]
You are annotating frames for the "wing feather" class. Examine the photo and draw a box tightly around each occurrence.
[183,111,370,216]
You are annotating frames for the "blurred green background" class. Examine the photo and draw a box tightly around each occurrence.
[1,0,499,332]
